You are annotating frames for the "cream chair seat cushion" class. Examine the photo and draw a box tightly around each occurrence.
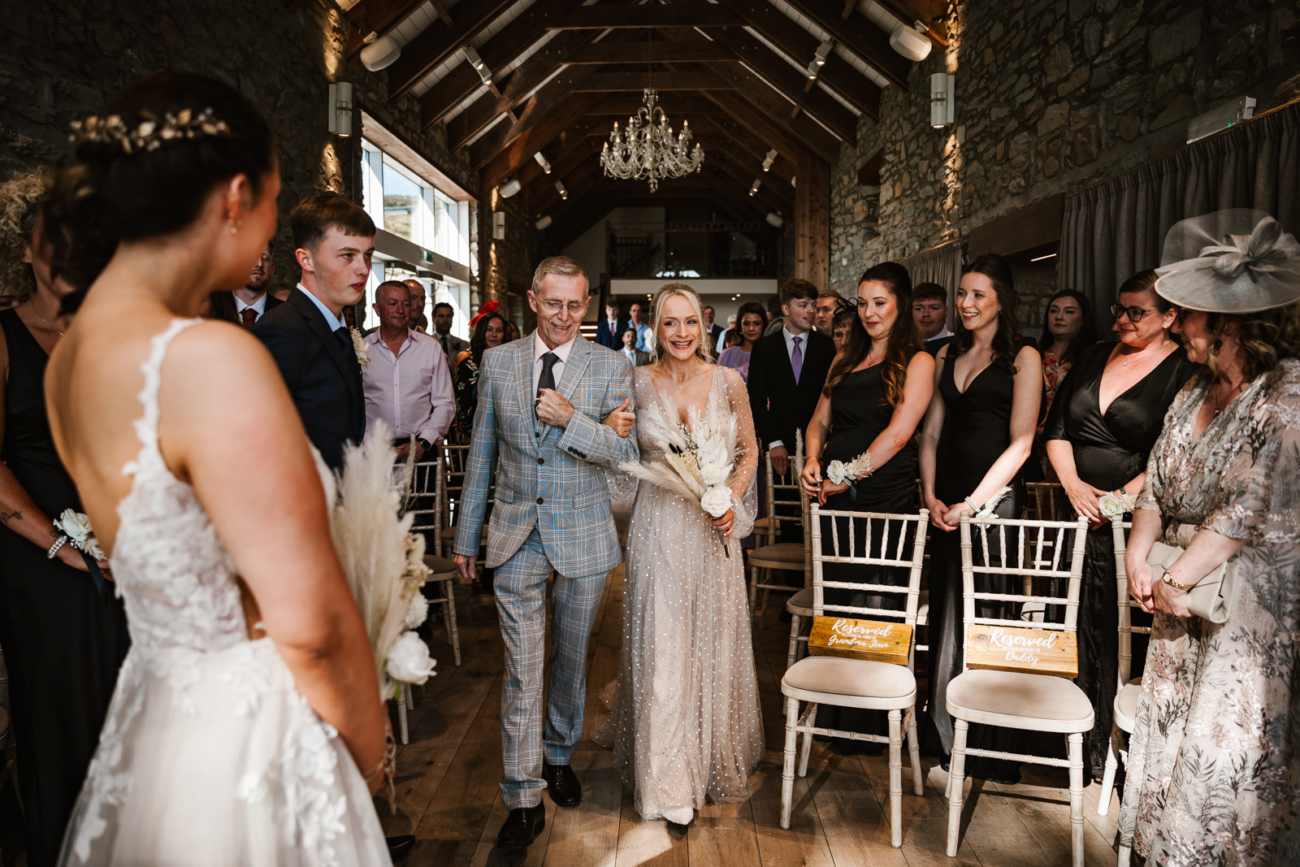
[750,542,804,565]
[423,554,460,578]
[782,656,916,709]
[946,669,1095,733]
[787,586,814,616]
[1113,678,1142,732]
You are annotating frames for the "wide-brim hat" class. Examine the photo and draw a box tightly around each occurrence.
[1155,209,1300,314]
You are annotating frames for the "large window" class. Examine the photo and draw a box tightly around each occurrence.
[361,139,470,268]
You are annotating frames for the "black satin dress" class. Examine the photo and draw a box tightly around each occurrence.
[0,310,130,866]
[1043,341,1197,779]
[925,351,1027,782]
[814,362,919,747]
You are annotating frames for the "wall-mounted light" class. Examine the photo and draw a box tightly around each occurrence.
[499,178,522,198]
[555,180,568,200]
[749,178,762,196]
[535,215,553,231]
[762,149,777,173]
[360,32,401,71]
[534,152,552,174]
[930,73,955,128]
[464,45,493,86]
[766,211,784,228]
[327,82,353,137]
[889,21,931,62]
[492,211,506,240]
[806,39,833,81]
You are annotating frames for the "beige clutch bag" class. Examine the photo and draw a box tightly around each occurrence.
[1146,541,1235,624]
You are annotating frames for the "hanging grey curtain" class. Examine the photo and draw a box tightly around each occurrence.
[1060,101,1300,332]
[901,239,964,300]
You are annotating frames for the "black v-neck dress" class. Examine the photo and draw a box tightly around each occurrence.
[1043,340,1198,779]
[0,309,130,866]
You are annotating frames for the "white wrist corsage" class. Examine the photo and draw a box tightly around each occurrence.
[351,328,371,367]
[824,450,873,502]
[1099,490,1137,519]
[54,509,106,561]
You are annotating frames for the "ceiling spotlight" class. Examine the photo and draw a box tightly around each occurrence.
[762,149,777,172]
[555,180,568,200]
[534,152,552,174]
[535,215,553,231]
[766,211,784,228]
[499,178,522,198]
[463,45,493,86]
[749,178,761,196]
[360,33,401,72]
[806,39,833,80]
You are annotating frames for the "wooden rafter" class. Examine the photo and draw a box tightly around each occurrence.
[478,91,604,190]
[778,0,911,89]
[548,6,744,29]
[583,93,719,117]
[386,0,516,99]
[571,70,734,92]
[341,0,425,57]
[459,65,598,158]
[704,91,825,171]
[563,42,739,64]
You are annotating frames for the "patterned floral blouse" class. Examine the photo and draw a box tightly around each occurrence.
[1040,348,1072,418]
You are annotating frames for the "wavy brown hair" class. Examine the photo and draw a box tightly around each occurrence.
[1202,302,1300,383]
[823,262,922,405]
[0,168,51,301]
[949,253,1022,374]
[1036,289,1097,365]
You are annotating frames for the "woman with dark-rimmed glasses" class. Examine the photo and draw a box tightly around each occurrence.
[1042,270,1197,783]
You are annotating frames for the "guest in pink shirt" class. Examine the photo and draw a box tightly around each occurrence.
[362,281,455,460]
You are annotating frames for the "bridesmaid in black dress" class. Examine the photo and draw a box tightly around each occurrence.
[800,262,934,752]
[1044,271,1196,781]
[0,193,129,867]
[920,254,1042,784]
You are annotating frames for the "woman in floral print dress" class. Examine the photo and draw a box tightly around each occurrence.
[1117,211,1300,865]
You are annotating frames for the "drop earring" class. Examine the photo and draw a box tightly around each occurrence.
[228,215,242,234]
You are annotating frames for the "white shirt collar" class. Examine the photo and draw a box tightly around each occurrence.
[235,293,266,315]
[297,284,344,332]
[783,325,808,345]
[533,331,577,364]
[926,326,953,342]
[364,328,418,350]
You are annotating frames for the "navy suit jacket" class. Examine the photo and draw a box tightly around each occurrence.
[594,317,628,349]
[746,329,836,450]
[255,289,365,470]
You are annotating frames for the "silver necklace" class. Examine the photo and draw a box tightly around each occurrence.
[28,298,63,336]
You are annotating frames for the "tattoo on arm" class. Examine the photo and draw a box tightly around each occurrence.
[0,510,22,525]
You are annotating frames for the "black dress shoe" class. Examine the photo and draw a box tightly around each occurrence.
[542,759,583,807]
[497,804,546,850]
[386,835,416,861]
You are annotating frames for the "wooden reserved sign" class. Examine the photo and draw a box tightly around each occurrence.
[808,616,911,666]
[965,625,1078,678]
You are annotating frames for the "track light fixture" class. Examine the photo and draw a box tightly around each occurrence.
[534,152,552,174]
[463,45,493,86]
[555,180,568,200]
[806,39,833,81]
[749,178,761,196]
[762,149,778,172]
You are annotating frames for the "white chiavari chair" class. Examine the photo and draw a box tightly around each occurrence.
[779,505,929,846]
[944,513,1092,865]
[749,445,809,620]
[438,443,493,573]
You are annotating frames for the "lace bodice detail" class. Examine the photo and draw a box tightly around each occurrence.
[111,319,245,654]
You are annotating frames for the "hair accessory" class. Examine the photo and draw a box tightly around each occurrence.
[1155,209,1300,314]
[69,108,232,155]
[469,300,501,328]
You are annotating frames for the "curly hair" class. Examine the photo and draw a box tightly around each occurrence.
[1203,302,1300,382]
[0,167,52,302]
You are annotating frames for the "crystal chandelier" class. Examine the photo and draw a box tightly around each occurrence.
[600,88,704,192]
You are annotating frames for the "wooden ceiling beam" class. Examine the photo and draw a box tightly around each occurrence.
[418,0,588,128]
[571,70,734,92]
[341,0,425,58]
[716,0,882,117]
[548,6,744,29]
[583,93,719,117]
[478,91,604,190]
[695,138,794,207]
[521,139,605,204]
[703,111,797,185]
[563,42,740,64]
[386,0,516,99]
[529,159,606,215]
[704,91,827,169]
[700,159,792,216]
[459,66,598,158]
[778,0,911,89]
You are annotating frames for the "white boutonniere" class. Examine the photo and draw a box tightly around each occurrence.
[1099,490,1137,519]
[54,509,106,561]
[351,328,371,367]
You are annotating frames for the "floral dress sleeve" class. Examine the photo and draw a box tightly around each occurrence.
[1136,377,1202,514]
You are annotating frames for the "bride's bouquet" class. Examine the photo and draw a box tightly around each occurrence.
[618,395,742,557]
[328,421,436,703]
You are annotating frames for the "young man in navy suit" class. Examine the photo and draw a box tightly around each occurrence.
[594,296,627,349]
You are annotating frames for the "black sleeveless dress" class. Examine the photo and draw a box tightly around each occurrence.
[925,352,1025,782]
[0,309,130,867]
[815,362,919,749]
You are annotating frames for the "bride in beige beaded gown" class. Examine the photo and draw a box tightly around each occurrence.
[609,284,764,825]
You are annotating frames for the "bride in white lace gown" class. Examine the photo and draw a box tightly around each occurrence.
[42,73,391,865]
[609,284,764,825]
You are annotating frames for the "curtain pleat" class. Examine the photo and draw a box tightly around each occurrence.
[901,240,964,319]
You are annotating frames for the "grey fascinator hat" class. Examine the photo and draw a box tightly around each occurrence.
[1155,209,1300,313]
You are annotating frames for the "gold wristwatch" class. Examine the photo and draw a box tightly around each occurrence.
[1161,568,1194,592]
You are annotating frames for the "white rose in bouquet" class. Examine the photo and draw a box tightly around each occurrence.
[825,460,848,485]
[404,591,430,629]
[700,463,728,487]
[386,631,437,685]
[700,486,733,518]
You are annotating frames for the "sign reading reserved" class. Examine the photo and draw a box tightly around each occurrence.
[809,616,911,666]
[965,625,1078,678]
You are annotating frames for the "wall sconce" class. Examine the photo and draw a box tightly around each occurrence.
[327,82,353,137]
[534,152,552,174]
[464,45,493,86]
[535,215,553,230]
[360,33,401,72]
[765,211,784,228]
[499,178,522,198]
[806,40,833,81]
[762,149,777,172]
[492,211,506,240]
[749,178,761,196]
[555,180,568,200]
[930,73,955,128]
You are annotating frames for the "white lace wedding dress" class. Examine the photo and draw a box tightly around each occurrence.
[609,367,765,820]
[57,320,391,867]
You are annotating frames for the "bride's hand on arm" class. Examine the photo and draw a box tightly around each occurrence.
[165,326,388,793]
[601,398,634,438]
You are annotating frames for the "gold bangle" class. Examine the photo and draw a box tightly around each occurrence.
[1161,568,1194,592]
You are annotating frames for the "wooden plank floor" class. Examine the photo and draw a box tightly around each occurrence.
[385,565,1123,866]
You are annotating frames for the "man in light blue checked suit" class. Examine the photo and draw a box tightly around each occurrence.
[454,256,638,853]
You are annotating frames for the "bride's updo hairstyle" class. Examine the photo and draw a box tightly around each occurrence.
[43,71,276,312]
[823,261,921,405]
[650,282,714,363]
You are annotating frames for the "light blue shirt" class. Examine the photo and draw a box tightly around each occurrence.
[632,320,652,353]
[297,283,345,332]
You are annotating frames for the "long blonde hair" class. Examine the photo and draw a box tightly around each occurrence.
[650,282,714,364]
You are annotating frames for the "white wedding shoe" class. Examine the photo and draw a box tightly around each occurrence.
[663,807,694,825]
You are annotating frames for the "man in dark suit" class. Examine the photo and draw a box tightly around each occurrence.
[256,194,374,472]
[912,282,954,357]
[594,296,627,349]
[233,241,284,328]
[702,305,724,349]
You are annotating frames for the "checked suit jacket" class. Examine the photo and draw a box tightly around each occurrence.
[454,335,638,577]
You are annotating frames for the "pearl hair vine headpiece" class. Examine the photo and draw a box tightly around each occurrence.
[69,108,231,155]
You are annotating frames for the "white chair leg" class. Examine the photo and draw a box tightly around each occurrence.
[1098,726,1120,817]
[906,708,923,796]
[780,696,800,830]
[946,718,969,857]
[888,709,903,849]
[397,688,410,745]
[443,579,462,667]
[786,612,801,670]
[1117,840,1132,867]
[797,703,816,778]
[1067,732,1085,867]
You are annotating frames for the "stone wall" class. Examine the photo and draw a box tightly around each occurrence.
[830,0,1300,322]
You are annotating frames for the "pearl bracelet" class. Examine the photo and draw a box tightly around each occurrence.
[47,534,69,560]
[964,497,979,512]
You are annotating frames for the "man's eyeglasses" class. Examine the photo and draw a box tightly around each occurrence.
[1110,303,1153,322]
